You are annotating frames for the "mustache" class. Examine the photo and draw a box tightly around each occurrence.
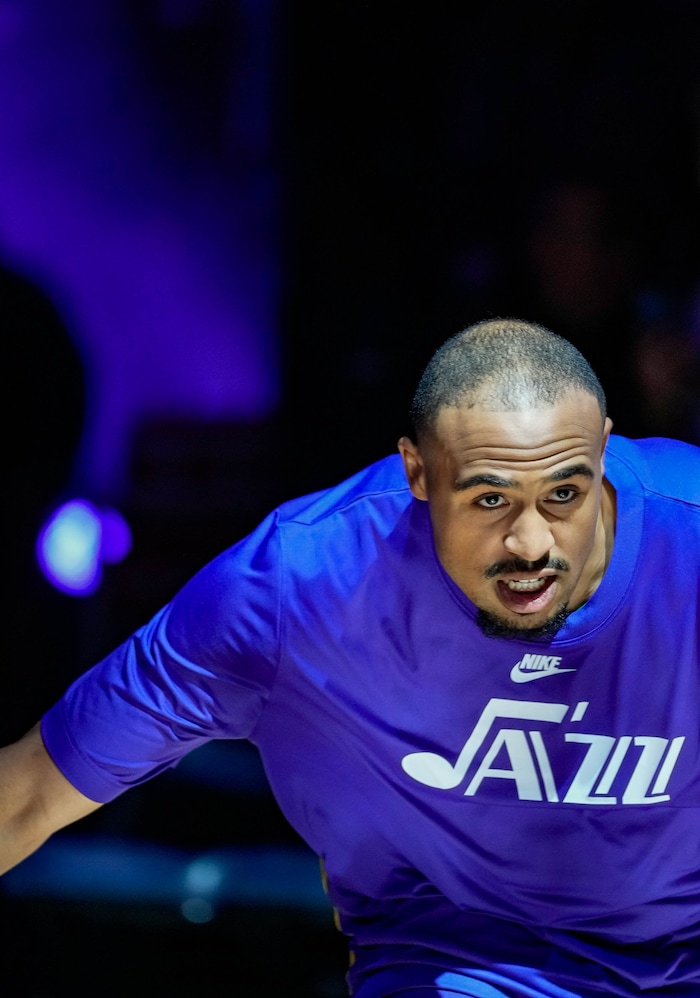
[484,555,570,579]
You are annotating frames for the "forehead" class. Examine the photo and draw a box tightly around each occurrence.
[426,391,605,478]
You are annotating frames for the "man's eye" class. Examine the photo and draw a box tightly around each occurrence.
[549,487,577,503]
[477,494,507,508]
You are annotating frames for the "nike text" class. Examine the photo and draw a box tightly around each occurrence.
[511,653,576,683]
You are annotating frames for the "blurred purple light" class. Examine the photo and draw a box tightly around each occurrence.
[100,506,133,564]
[0,1,280,498]
[37,500,102,596]
[36,499,132,596]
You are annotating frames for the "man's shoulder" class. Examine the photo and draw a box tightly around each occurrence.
[607,435,700,507]
[276,454,411,527]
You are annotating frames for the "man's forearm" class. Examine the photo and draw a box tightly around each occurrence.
[0,725,102,875]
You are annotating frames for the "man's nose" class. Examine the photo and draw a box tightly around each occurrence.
[503,508,555,563]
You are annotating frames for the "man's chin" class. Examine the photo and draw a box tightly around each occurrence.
[476,605,570,642]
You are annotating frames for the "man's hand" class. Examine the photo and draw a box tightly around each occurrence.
[0,724,102,875]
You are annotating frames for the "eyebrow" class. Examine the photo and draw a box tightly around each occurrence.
[454,463,595,492]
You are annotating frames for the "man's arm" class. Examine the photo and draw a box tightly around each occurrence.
[0,724,102,875]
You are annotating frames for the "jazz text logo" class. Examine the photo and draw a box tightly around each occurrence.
[401,698,685,805]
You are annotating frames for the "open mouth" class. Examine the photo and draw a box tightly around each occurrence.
[496,575,557,614]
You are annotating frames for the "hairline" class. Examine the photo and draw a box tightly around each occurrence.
[415,386,607,448]
[409,318,608,445]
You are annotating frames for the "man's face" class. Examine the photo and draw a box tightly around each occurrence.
[399,391,614,640]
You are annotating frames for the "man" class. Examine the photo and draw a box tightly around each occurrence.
[1,318,698,996]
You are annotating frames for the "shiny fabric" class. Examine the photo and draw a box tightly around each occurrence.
[42,436,700,996]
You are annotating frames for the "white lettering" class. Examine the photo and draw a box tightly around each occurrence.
[651,737,686,795]
[596,736,632,794]
[563,734,617,804]
[465,729,543,800]
[401,698,568,789]
[400,698,686,805]
[570,701,589,723]
[529,730,559,801]
[622,736,686,804]
[518,654,562,671]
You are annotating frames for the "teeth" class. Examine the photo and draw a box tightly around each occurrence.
[505,578,547,592]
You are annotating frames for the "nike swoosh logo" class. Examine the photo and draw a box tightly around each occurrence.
[510,666,576,683]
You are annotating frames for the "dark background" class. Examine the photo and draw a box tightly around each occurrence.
[3,3,699,995]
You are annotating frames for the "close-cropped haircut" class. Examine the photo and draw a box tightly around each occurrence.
[409,317,607,442]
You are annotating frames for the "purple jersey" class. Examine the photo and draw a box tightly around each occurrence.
[42,436,700,996]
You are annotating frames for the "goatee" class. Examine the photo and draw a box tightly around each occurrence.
[476,605,571,642]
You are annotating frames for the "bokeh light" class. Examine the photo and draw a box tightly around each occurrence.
[36,499,132,596]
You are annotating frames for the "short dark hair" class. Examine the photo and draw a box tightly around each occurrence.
[410,317,607,441]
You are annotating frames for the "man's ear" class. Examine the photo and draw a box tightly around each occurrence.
[397,436,428,500]
[601,416,613,473]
